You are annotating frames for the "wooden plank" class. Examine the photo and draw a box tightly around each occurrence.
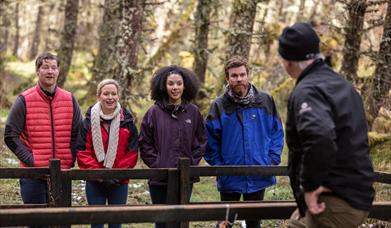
[49,159,62,207]
[374,171,391,184]
[0,204,47,209]
[1,202,389,226]
[178,158,191,228]
[68,168,173,180]
[0,168,49,179]
[190,166,289,177]
[179,158,190,204]
[0,202,295,226]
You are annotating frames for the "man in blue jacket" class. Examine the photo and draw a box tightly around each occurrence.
[204,55,284,228]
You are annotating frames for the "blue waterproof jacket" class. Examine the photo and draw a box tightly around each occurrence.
[205,85,284,194]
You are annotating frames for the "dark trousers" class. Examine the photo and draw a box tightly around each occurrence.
[149,184,193,228]
[220,189,265,228]
[20,178,48,204]
[86,181,128,228]
[20,178,48,228]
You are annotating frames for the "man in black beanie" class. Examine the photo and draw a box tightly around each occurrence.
[278,22,375,227]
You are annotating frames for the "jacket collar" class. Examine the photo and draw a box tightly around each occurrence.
[296,58,325,86]
[35,83,57,101]
[156,99,188,119]
[222,84,266,114]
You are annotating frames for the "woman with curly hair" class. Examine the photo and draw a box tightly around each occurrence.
[139,65,207,228]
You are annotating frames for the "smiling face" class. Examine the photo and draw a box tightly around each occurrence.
[36,59,59,92]
[98,84,119,114]
[166,73,184,105]
[226,65,249,97]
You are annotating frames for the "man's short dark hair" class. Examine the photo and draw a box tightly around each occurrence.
[224,55,250,77]
[35,52,60,71]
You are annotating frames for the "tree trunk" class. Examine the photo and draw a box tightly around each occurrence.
[225,0,258,60]
[114,0,145,104]
[296,0,306,21]
[143,0,196,67]
[86,0,122,101]
[87,0,145,105]
[0,0,11,54]
[43,3,56,51]
[193,0,212,84]
[29,4,44,60]
[12,2,20,57]
[340,0,367,85]
[367,0,391,126]
[57,0,80,88]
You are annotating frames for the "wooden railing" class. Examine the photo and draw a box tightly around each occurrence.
[0,158,390,227]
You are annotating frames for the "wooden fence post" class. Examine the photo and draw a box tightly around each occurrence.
[49,159,62,207]
[166,169,179,227]
[49,160,71,228]
[178,158,191,228]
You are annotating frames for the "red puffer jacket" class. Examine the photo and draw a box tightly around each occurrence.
[21,84,74,168]
[77,106,138,184]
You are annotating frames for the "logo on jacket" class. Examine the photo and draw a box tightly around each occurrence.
[185,119,192,124]
[299,102,312,114]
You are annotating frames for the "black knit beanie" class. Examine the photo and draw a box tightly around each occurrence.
[278,22,320,61]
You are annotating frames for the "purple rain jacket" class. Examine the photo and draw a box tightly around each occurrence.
[139,101,207,185]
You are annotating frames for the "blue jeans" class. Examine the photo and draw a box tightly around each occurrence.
[86,181,128,228]
[149,184,193,228]
[20,178,48,228]
[20,178,48,204]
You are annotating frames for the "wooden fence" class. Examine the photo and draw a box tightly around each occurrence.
[0,158,390,227]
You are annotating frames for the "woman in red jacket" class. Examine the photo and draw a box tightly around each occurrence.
[77,79,138,228]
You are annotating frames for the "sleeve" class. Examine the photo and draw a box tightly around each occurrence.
[138,109,158,168]
[191,109,207,166]
[116,117,139,169]
[76,117,101,169]
[269,98,284,165]
[293,87,338,192]
[4,96,34,166]
[70,95,82,166]
[204,102,223,166]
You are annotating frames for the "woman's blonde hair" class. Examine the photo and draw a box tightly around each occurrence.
[96,79,120,96]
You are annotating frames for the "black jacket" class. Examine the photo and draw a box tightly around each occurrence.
[286,59,375,216]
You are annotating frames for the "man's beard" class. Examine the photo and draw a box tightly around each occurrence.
[232,84,248,97]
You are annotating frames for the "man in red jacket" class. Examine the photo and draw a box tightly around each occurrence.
[4,52,82,205]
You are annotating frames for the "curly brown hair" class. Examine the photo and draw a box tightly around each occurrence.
[150,65,200,102]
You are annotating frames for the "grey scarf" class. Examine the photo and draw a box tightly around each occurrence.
[225,84,255,105]
[91,102,121,168]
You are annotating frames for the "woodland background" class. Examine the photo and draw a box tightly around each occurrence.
[0,0,390,227]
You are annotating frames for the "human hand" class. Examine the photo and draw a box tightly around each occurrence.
[304,186,331,215]
[290,208,301,220]
[100,179,120,189]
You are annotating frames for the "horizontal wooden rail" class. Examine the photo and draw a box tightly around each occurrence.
[67,168,176,180]
[0,204,47,209]
[0,167,389,184]
[0,168,49,179]
[374,171,391,184]
[191,166,289,177]
[0,202,389,226]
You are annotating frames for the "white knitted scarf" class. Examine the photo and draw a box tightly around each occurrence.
[91,102,121,168]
